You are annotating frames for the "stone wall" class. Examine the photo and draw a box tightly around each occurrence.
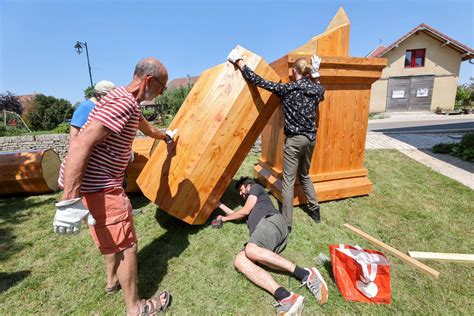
[0,133,262,160]
[0,134,69,159]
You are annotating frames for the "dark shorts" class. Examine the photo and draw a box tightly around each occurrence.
[246,213,289,254]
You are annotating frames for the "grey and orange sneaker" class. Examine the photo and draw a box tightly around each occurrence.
[273,292,305,316]
[300,267,328,304]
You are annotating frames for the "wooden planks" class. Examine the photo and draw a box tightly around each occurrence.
[0,149,60,196]
[290,7,351,57]
[408,251,474,264]
[125,137,159,193]
[256,59,384,204]
[344,224,440,279]
[137,46,281,225]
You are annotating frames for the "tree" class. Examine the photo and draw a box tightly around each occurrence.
[0,91,22,115]
[456,84,471,106]
[154,84,193,116]
[27,94,73,131]
[84,86,94,99]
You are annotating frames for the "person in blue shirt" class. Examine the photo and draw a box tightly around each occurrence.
[69,80,116,145]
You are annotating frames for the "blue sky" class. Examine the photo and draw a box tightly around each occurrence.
[1,0,473,104]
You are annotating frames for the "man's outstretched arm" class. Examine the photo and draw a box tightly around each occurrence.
[217,202,235,215]
[217,196,257,222]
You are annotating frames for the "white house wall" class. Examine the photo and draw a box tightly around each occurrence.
[369,31,462,112]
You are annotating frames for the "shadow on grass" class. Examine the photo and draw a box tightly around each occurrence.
[0,270,31,293]
[217,179,243,210]
[0,195,56,222]
[0,228,32,262]
[137,210,204,298]
[420,149,474,173]
[322,259,335,283]
[0,195,56,262]
[128,193,153,210]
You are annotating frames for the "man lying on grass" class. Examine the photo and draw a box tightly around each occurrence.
[215,177,328,315]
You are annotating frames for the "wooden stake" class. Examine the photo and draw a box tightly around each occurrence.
[408,251,474,264]
[344,223,440,279]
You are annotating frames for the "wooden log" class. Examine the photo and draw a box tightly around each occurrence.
[137,46,281,225]
[0,149,60,196]
[408,251,474,264]
[125,137,159,193]
[344,224,440,279]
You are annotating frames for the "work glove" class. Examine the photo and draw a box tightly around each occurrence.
[165,128,178,144]
[310,55,322,78]
[53,198,96,235]
[227,48,243,64]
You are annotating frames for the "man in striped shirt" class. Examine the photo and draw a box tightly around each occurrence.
[56,57,172,315]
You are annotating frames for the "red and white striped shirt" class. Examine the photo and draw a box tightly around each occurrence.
[59,86,142,193]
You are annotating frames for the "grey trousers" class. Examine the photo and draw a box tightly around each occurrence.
[281,134,319,226]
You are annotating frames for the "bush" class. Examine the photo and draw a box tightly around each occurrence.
[0,125,25,137]
[459,132,474,149]
[51,122,71,134]
[432,132,474,162]
[432,143,455,154]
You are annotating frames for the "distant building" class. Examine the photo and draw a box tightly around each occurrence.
[367,23,473,112]
[167,75,199,89]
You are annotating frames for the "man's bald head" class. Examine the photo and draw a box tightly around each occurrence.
[134,57,168,85]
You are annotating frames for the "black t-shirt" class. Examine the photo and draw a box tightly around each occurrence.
[246,184,278,235]
[241,65,325,142]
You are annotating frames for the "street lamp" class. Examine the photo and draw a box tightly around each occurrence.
[74,41,94,88]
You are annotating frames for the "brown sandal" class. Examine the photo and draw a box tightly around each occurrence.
[105,280,121,294]
[136,291,172,315]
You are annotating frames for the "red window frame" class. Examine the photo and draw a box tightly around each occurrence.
[405,49,425,68]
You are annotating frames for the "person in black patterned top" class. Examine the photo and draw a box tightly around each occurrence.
[228,48,325,230]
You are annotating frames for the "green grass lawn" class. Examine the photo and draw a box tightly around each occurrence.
[1,150,473,315]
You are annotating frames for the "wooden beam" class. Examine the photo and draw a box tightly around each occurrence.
[344,223,440,279]
[408,251,474,264]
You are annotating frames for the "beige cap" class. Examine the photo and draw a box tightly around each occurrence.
[94,80,115,95]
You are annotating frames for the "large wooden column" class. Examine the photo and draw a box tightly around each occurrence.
[255,56,386,203]
[0,149,60,196]
[254,8,387,203]
[137,46,281,225]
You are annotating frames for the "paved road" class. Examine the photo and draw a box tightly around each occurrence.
[368,118,474,133]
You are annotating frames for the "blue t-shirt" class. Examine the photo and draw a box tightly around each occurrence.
[70,99,96,128]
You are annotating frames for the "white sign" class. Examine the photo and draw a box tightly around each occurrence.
[392,90,405,99]
[416,88,429,97]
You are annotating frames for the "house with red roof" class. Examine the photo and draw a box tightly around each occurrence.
[367,23,473,112]
[167,75,199,89]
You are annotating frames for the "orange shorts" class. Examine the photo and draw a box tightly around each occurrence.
[82,187,137,255]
